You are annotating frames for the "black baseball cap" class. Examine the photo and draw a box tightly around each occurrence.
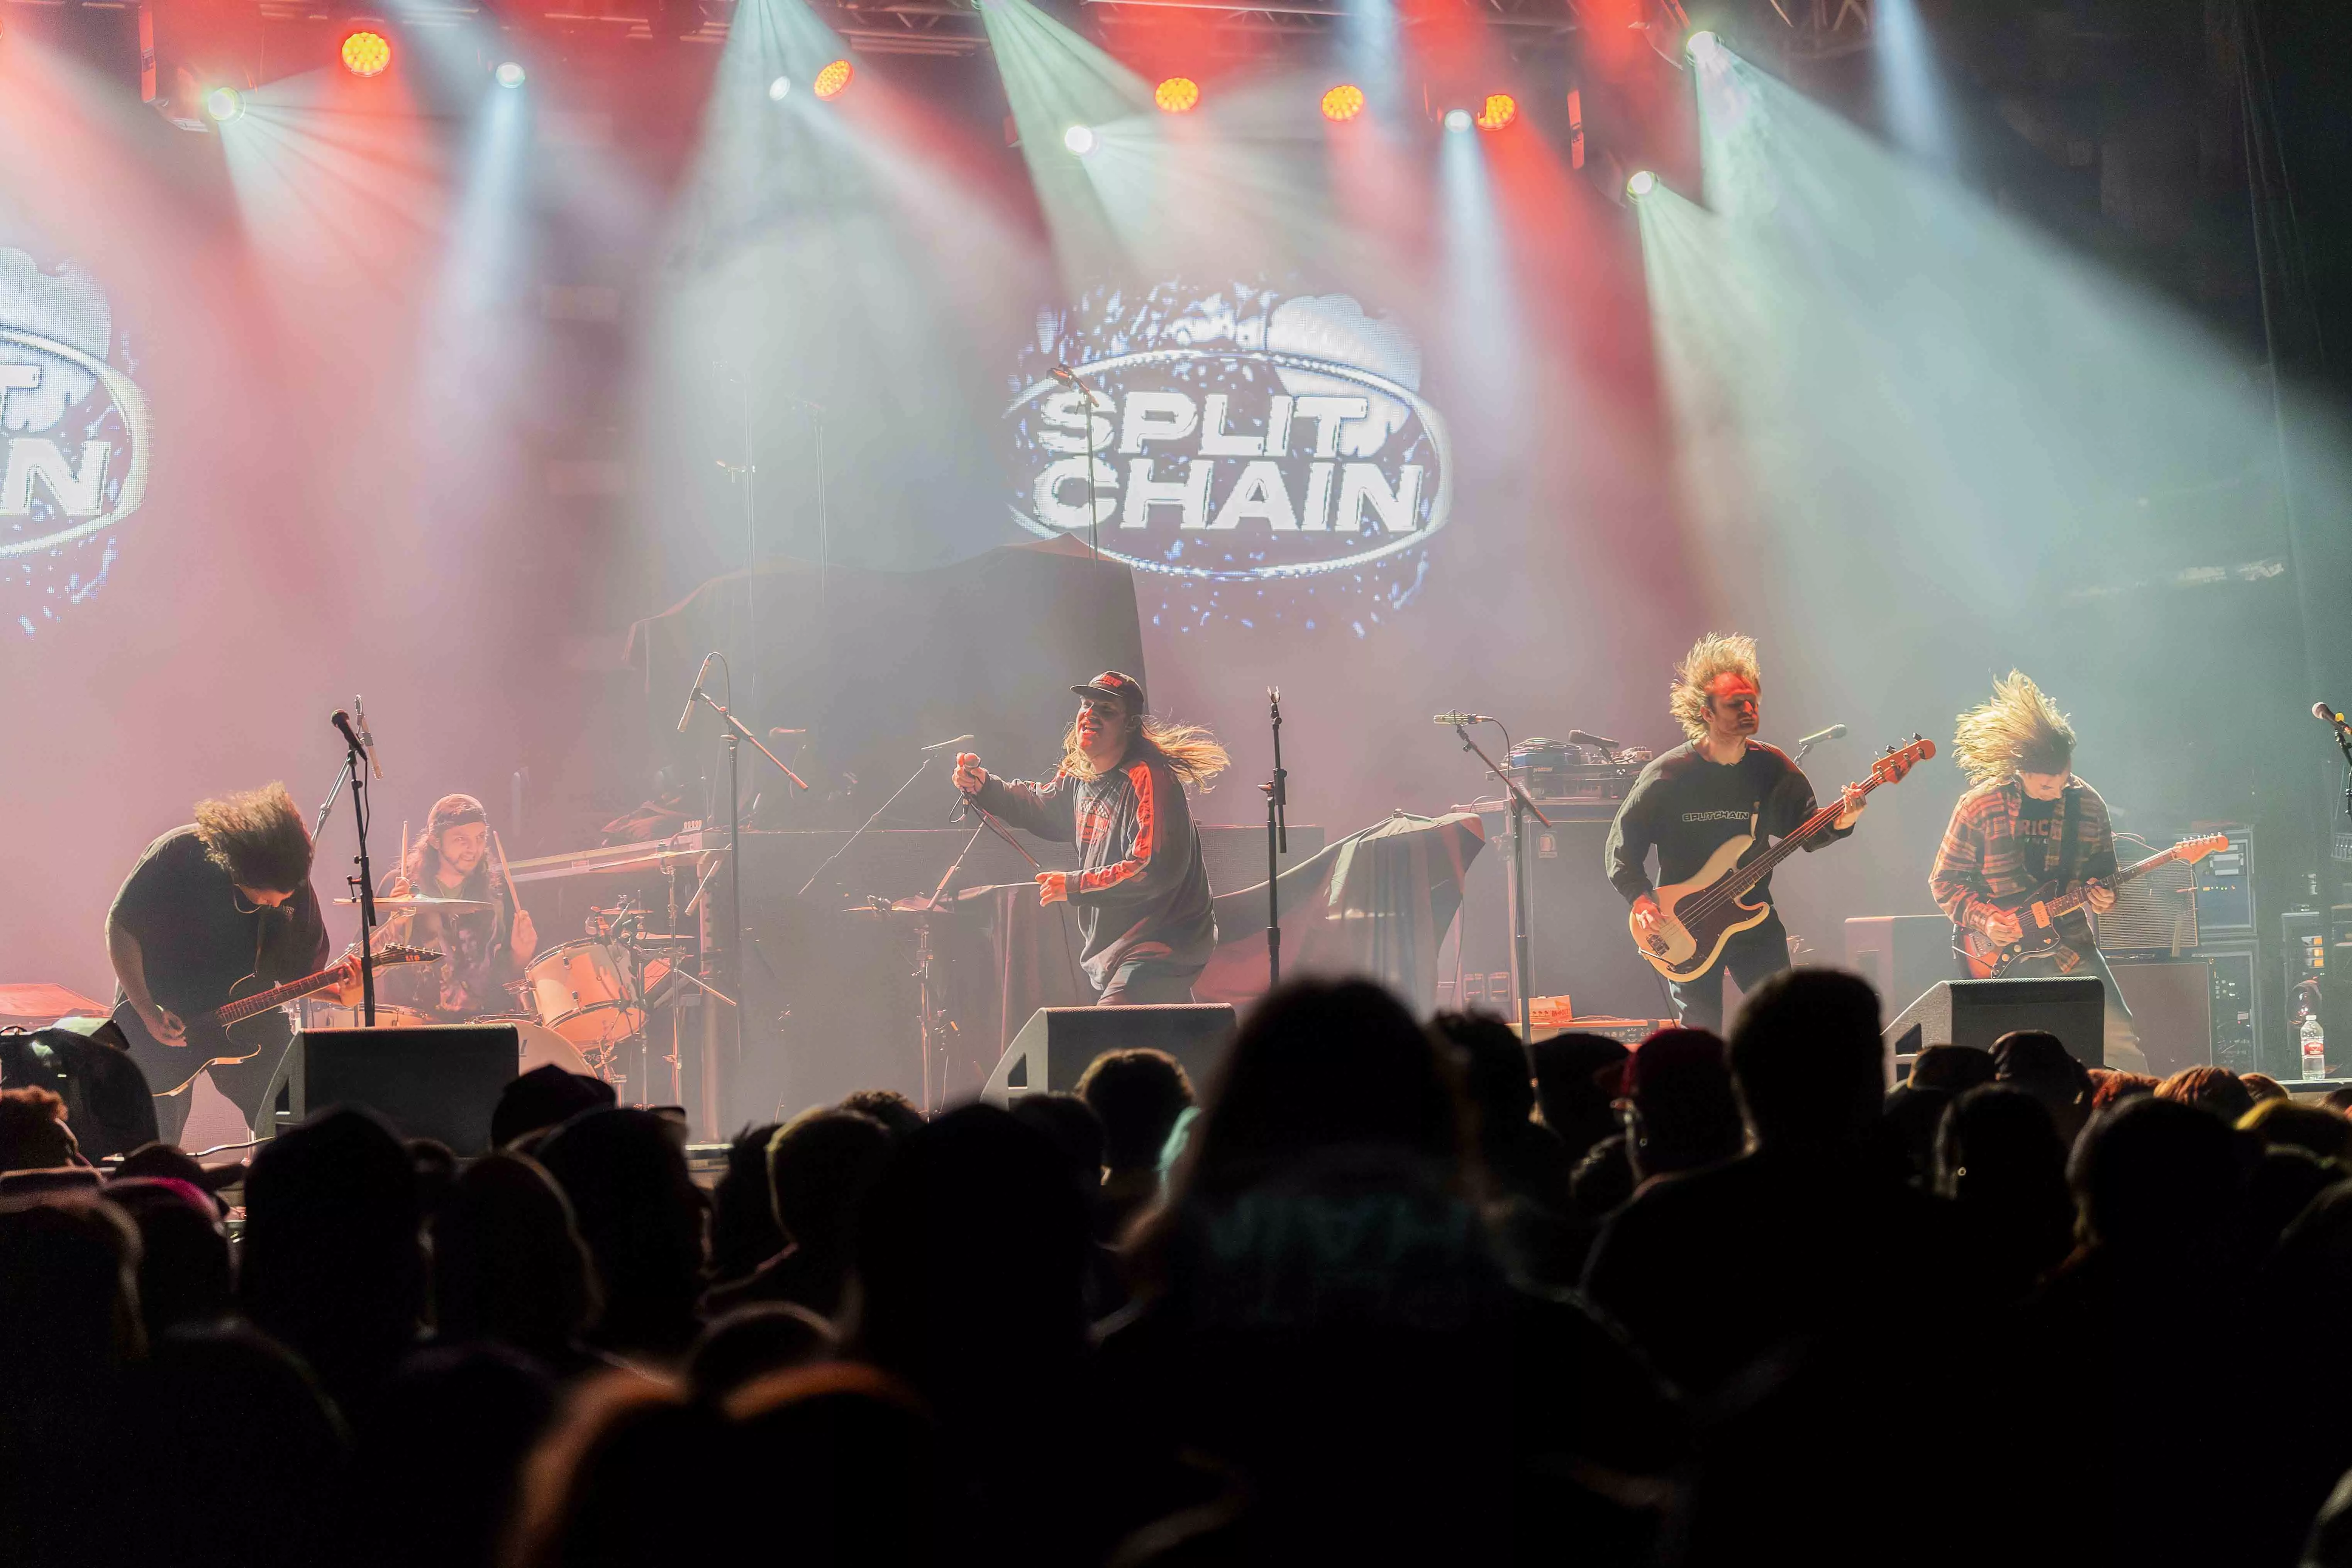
[1071,671,1146,709]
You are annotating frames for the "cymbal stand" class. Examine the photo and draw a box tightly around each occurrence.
[911,824,987,1111]
[1452,719,1550,1044]
[663,848,683,1106]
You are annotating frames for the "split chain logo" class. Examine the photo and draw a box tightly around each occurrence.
[2,249,150,636]
[1008,282,1451,598]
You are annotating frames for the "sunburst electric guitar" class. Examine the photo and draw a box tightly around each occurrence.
[1631,737,1937,985]
[1956,833,2228,979]
[110,944,439,1097]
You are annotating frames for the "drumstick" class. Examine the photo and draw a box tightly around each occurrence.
[493,829,529,927]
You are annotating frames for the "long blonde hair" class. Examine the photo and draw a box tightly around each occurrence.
[1060,715,1230,790]
[1953,671,2076,787]
[1667,633,1762,743]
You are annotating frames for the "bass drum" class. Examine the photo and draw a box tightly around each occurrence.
[478,1015,594,1077]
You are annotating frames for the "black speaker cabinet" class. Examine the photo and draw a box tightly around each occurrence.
[2108,956,2217,1078]
[268,1025,523,1155]
[981,1004,1237,1103]
[1456,809,1667,1020]
[1883,976,2105,1070]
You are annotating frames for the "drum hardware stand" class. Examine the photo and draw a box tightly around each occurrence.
[1262,687,1287,988]
[906,824,990,1112]
[1449,717,1550,1044]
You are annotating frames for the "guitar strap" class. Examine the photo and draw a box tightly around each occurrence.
[2055,787,2082,888]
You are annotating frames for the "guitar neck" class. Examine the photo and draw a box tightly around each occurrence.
[213,959,360,1027]
[2036,844,2189,923]
[1718,773,1887,901]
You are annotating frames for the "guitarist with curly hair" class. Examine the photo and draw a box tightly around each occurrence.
[1607,634,1866,1032]
[1930,672,2142,1067]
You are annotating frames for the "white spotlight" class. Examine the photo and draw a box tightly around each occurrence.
[1063,124,1097,156]
[1626,169,1657,199]
[767,75,791,101]
[1442,107,1471,133]
[494,60,525,88]
[1687,29,1720,62]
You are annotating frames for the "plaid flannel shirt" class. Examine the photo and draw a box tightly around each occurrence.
[1928,776,2117,939]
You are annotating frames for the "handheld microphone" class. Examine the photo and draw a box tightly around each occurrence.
[1432,712,1494,727]
[921,733,976,753]
[330,709,368,762]
[1796,723,1848,748]
[354,696,384,780]
[2315,702,2347,731]
[676,653,717,734]
[1565,729,1621,750]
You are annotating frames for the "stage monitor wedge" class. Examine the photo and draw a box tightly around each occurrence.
[268,1025,522,1155]
[982,1005,1237,1104]
[1884,976,2105,1072]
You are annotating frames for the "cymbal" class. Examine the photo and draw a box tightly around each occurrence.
[339,895,498,914]
[842,897,947,919]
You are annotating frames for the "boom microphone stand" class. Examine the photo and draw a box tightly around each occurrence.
[1452,718,1550,1044]
[329,710,379,1026]
[1263,688,1287,988]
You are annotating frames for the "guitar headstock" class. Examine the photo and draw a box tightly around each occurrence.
[1869,733,1937,787]
[374,944,442,965]
[2175,833,2232,865]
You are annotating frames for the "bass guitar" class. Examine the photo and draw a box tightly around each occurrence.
[1956,833,2228,979]
[1632,737,1937,984]
[110,944,439,1096]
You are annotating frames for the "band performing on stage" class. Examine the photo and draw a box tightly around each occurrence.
[68,638,2251,1131]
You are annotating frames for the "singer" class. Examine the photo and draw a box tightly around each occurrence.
[1929,672,2140,1067]
[376,792,538,1022]
[1605,634,1865,1032]
[954,671,1229,1005]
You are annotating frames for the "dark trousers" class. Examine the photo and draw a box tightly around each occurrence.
[1667,910,1793,1035]
[1099,958,1202,1007]
[151,1043,293,1147]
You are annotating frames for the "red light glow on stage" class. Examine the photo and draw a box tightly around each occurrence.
[1154,76,1201,114]
[813,59,854,100]
[1321,83,1366,122]
[340,28,393,78]
[1475,92,1517,130]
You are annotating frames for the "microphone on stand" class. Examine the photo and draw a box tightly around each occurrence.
[1432,712,1495,727]
[1565,729,1621,750]
[1796,723,1848,748]
[330,709,369,763]
[676,653,718,734]
[354,697,385,780]
[1051,363,1095,391]
[2314,702,2348,732]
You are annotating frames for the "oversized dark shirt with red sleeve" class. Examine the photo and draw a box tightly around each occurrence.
[972,749,1217,990]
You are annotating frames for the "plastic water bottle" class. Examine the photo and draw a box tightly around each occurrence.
[2302,1012,2329,1081]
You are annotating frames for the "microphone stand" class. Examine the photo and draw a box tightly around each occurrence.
[1262,688,1287,988]
[2329,716,2352,819]
[681,687,809,1089]
[337,724,379,1026]
[1454,720,1550,1044]
[798,754,933,900]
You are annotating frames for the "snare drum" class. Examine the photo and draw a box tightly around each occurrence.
[479,1015,593,1077]
[524,939,644,1050]
[309,1002,433,1029]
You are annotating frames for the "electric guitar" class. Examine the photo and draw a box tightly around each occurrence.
[1632,737,1937,984]
[109,944,439,1096]
[1956,834,2228,979]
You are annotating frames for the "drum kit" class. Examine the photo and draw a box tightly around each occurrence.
[329,892,704,1099]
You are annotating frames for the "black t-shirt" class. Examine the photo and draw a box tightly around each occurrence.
[108,826,330,1017]
[2016,793,2062,881]
[1604,741,1850,905]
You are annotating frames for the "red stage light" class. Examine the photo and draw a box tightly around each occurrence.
[1474,92,1518,131]
[340,28,392,78]
[1321,83,1366,122]
[813,59,854,100]
[1155,76,1201,114]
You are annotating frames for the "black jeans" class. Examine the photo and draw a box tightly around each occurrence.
[1667,909,1793,1035]
[149,1042,294,1147]
[1099,958,1203,1007]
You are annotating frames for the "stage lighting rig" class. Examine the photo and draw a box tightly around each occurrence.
[1625,168,1657,197]
[768,75,792,100]
[813,58,854,99]
[1155,76,1201,114]
[1063,124,1097,155]
[1320,83,1366,122]
[1442,107,1471,132]
[1474,92,1518,130]
[338,25,392,78]
[202,85,244,121]
[495,60,527,87]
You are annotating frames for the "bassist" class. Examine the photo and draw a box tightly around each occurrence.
[1606,634,1865,1032]
[105,783,351,1143]
[1929,671,2139,1066]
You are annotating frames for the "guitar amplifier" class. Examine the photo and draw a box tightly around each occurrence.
[2189,824,2257,940]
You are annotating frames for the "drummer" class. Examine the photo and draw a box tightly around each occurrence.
[379,793,538,1022]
